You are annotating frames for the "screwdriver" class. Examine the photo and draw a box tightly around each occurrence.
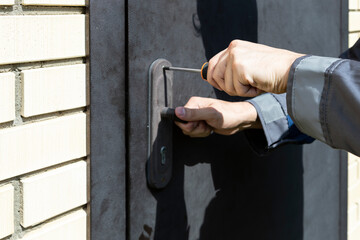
[160,63,208,124]
[163,62,209,80]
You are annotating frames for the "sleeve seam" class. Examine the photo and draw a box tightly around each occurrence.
[321,59,346,147]
[246,99,272,146]
[287,55,311,120]
[270,94,287,117]
[270,93,290,130]
[291,57,307,134]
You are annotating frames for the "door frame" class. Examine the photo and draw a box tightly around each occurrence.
[89,0,127,239]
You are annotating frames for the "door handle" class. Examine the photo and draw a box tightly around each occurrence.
[147,59,174,189]
[161,107,188,124]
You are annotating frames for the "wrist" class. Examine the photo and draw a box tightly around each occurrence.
[281,52,306,92]
[235,102,262,130]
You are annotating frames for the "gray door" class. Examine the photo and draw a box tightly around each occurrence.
[91,0,348,239]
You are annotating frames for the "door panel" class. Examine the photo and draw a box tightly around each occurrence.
[127,1,347,240]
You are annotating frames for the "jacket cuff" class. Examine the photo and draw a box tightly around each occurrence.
[286,55,341,142]
[247,93,289,149]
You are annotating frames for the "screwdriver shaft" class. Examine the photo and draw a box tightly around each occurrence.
[163,66,201,74]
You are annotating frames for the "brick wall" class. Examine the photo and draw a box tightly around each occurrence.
[348,1,360,239]
[348,154,360,239]
[349,0,360,46]
[0,1,88,240]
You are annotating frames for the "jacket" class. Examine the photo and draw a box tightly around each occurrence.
[245,38,360,156]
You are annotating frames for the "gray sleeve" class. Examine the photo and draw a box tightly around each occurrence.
[247,93,289,148]
[287,55,360,156]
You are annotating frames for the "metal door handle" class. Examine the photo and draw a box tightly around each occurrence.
[147,59,174,189]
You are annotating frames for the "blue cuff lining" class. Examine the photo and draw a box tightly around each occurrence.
[285,116,315,144]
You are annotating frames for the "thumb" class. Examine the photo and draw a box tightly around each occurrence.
[175,106,218,122]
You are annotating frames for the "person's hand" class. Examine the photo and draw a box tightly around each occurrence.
[207,40,304,97]
[174,97,261,138]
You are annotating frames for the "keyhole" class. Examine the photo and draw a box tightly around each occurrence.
[160,146,167,165]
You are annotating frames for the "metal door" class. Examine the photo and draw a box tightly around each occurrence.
[90,0,348,239]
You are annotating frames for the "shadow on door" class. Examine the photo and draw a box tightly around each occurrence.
[148,1,304,239]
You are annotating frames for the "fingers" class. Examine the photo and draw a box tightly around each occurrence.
[205,40,294,97]
[211,51,228,91]
[174,98,218,138]
[206,42,257,97]
[207,49,226,90]
[175,121,213,138]
[232,69,259,97]
[175,106,218,122]
[173,96,262,138]
[224,53,236,96]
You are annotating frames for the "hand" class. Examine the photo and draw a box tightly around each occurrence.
[174,97,261,138]
[207,40,304,97]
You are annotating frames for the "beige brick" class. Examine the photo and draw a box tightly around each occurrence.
[21,210,86,240]
[0,113,86,181]
[0,184,14,239]
[349,33,360,48]
[349,161,360,188]
[349,12,360,32]
[349,222,360,240]
[349,181,360,206]
[349,204,360,232]
[350,0,359,10]
[21,161,87,227]
[0,0,14,5]
[0,15,85,65]
[349,153,360,165]
[23,0,86,6]
[0,72,15,123]
[22,65,86,117]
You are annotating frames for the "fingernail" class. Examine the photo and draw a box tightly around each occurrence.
[176,107,186,118]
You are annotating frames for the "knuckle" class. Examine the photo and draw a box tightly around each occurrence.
[236,71,249,84]
[232,59,239,69]
[229,40,240,48]
[183,123,194,132]
[189,96,201,102]
[208,102,217,108]
[244,73,254,85]
[187,96,200,105]
[189,96,196,101]
[232,55,245,67]
[213,72,223,82]
[240,73,248,82]
[208,58,216,67]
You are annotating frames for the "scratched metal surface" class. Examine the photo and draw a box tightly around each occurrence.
[90,0,126,239]
[126,0,347,240]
